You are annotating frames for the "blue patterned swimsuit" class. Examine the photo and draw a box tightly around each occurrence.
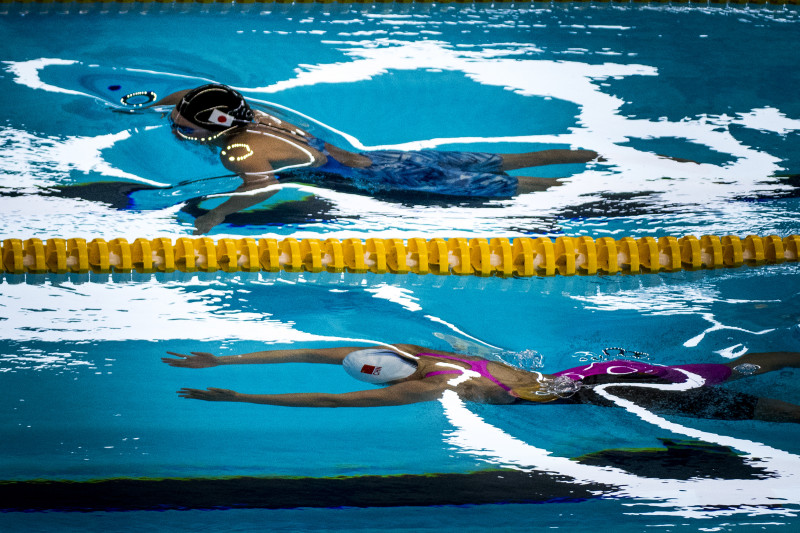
[282,137,518,198]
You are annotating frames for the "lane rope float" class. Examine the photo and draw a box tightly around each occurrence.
[1,234,798,277]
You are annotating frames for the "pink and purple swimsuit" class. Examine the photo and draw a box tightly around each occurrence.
[416,353,754,419]
[552,360,732,386]
[419,353,732,389]
[419,353,512,391]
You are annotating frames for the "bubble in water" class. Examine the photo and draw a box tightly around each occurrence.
[540,375,582,398]
[575,351,600,362]
[733,363,760,376]
[507,349,543,369]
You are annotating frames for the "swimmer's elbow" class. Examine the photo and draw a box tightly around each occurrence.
[313,396,348,408]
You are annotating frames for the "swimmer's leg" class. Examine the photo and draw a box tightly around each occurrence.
[516,176,565,193]
[500,149,600,171]
[600,386,800,423]
[723,351,800,381]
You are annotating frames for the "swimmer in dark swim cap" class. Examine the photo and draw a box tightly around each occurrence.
[163,345,800,422]
[146,83,606,234]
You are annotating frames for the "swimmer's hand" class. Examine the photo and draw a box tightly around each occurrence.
[178,387,240,402]
[193,212,225,235]
[163,351,221,368]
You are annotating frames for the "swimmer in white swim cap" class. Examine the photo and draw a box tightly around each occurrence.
[163,345,800,422]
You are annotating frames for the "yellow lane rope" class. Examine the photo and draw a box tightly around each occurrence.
[2,234,798,277]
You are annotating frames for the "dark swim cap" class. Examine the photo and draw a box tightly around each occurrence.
[175,84,254,132]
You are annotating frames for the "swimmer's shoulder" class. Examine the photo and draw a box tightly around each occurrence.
[218,131,266,175]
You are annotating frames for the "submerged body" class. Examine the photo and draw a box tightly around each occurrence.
[288,140,520,197]
[148,84,602,233]
[163,345,800,423]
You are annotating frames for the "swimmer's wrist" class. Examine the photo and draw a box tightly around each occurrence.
[215,354,258,366]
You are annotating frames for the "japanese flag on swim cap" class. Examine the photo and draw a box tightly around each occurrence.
[208,108,236,127]
[343,349,418,384]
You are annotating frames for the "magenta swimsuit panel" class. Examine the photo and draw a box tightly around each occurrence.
[553,360,732,386]
[418,353,512,391]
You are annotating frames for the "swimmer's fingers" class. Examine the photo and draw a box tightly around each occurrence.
[162,351,220,368]
[178,387,239,402]
[178,387,221,401]
[164,351,191,359]
[161,352,189,366]
[177,387,200,399]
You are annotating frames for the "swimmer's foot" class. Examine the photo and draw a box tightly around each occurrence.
[724,351,800,381]
[516,176,565,194]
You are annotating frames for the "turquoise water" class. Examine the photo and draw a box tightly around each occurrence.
[2,267,800,529]
[2,2,800,531]
[1,2,798,238]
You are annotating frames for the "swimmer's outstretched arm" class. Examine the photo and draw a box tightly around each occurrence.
[177,380,447,407]
[163,344,421,368]
[163,347,354,368]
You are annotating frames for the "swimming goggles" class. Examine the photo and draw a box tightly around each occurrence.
[169,117,199,137]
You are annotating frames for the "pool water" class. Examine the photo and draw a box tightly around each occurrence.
[2,266,800,529]
[1,2,799,238]
[1,2,800,532]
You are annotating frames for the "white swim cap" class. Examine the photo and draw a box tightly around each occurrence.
[343,349,418,384]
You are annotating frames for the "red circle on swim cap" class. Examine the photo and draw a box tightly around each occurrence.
[217,116,228,123]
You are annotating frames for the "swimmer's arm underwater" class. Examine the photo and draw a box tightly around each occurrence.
[192,158,289,234]
[163,345,418,368]
[192,185,280,234]
[191,150,280,233]
[164,347,358,368]
[177,380,447,407]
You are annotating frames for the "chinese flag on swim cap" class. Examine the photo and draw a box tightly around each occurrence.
[208,108,235,126]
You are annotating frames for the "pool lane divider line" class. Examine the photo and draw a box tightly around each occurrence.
[2,234,798,277]
[0,469,614,511]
